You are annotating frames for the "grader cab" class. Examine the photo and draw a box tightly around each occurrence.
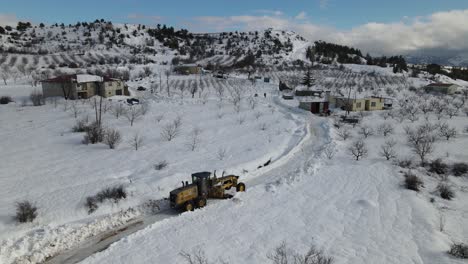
[169,171,245,211]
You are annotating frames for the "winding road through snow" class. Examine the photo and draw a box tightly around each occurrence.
[43,94,323,264]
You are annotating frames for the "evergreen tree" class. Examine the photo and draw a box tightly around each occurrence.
[301,68,314,88]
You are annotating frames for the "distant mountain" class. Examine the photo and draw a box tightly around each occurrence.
[405,53,468,67]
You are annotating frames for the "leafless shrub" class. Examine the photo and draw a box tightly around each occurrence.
[105,128,122,149]
[404,172,423,192]
[180,248,211,264]
[154,160,168,170]
[267,242,333,264]
[83,122,104,144]
[437,184,454,200]
[397,158,413,169]
[72,117,89,132]
[0,95,13,104]
[217,147,227,160]
[186,127,202,151]
[217,112,224,119]
[380,139,397,160]
[337,127,351,141]
[321,142,337,160]
[155,114,164,123]
[15,200,38,223]
[448,243,468,259]
[255,111,263,120]
[129,133,144,150]
[30,90,44,106]
[377,123,394,137]
[259,123,268,131]
[348,139,368,161]
[86,185,126,214]
[358,125,374,138]
[452,163,468,177]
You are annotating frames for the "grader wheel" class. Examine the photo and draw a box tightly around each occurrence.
[197,198,207,208]
[236,182,246,192]
[184,201,195,212]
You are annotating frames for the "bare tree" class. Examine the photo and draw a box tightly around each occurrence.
[112,103,127,119]
[433,101,446,120]
[155,114,164,123]
[407,126,435,165]
[185,127,202,151]
[234,115,245,125]
[358,125,374,138]
[190,82,198,98]
[228,85,244,113]
[70,101,80,118]
[380,139,397,160]
[405,105,420,122]
[348,139,368,161]
[0,65,10,85]
[267,241,333,264]
[179,248,210,264]
[215,85,225,101]
[216,147,227,160]
[445,106,458,119]
[438,123,457,140]
[453,97,465,111]
[125,105,143,126]
[105,128,122,149]
[161,119,181,141]
[143,66,152,77]
[377,123,394,137]
[337,127,351,141]
[129,133,144,150]
[165,69,171,97]
[322,142,337,160]
[247,97,258,109]
[419,102,432,116]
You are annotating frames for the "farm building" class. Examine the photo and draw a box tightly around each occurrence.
[424,83,460,95]
[174,64,202,75]
[41,74,128,99]
[331,96,384,112]
[299,97,330,114]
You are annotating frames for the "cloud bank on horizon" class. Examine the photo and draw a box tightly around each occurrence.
[186,9,468,57]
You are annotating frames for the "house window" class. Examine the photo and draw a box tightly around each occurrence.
[356,102,362,108]
[371,102,376,107]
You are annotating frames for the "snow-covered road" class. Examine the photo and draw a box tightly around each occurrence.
[40,93,317,264]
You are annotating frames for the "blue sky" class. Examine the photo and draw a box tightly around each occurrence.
[1,0,467,30]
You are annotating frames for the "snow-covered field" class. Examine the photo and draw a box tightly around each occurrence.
[1,65,468,264]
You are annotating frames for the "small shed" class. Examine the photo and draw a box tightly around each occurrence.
[299,97,329,114]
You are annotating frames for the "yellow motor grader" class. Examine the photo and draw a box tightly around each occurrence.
[169,171,246,211]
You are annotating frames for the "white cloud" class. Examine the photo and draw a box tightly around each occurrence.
[0,14,18,26]
[295,11,307,20]
[186,9,468,56]
[253,10,283,16]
